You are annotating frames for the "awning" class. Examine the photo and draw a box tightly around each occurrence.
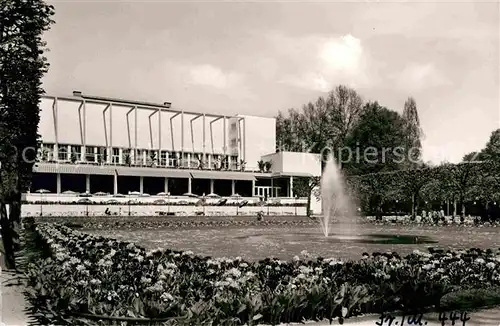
[256,172,315,178]
[191,170,256,181]
[273,172,314,178]
[116,167,191,178]
[33,163,115,175]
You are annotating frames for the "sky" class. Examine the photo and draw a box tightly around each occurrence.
[42,0,500,164]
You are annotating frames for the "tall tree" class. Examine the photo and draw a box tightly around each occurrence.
[327,85,364,151]
[343,102,407,175]
[0,0,54,269]
[401,97,422,167]
[481,129,500,162]
[397,165,436,219]
[275,85,365,166]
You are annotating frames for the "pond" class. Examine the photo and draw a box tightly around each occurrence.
[84,221,500,260]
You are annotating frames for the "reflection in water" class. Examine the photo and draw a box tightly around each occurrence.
[234,232,437,245]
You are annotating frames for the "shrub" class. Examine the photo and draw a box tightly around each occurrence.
[24,224,500,325]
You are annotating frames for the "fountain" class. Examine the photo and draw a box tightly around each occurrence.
[320,155,358,237]
[232,154,437,252]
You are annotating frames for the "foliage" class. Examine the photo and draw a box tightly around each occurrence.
[343,102,407,175]
[292,177,320,217]
[26,223,500,325]
[345,158,500,217]
[264,161,272,173]
[401,97,422,167]
[276,85,365,165]
[0,0,55,268]
[440,287,500,311]
[257,160,265,173]
[481,129,500,162]
[123,150,131,166]
[70,152,78,163]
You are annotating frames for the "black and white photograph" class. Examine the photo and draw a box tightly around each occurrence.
[0,0,499,325]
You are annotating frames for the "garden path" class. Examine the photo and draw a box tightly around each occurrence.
[1,268,28,326]
[274,307,500,325]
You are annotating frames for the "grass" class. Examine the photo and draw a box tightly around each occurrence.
[440,287,500,311]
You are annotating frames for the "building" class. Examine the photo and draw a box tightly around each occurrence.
[31,91,321,198]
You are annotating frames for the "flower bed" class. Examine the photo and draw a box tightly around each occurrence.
[25,223,500,325]
[365,215,500,227]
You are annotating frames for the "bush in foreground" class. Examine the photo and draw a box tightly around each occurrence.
[25,223,500,325]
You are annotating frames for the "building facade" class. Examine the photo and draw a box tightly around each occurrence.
[32,92,320,198]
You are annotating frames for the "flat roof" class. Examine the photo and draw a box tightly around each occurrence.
[42,92,275,120]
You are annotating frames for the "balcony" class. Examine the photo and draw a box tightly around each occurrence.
[35,154,266,174]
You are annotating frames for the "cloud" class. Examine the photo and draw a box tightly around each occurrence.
[187,64,243,89]
[319,34,363,74]
[394,63,452,90]
[269,32,369,91]
[280,73,332,92]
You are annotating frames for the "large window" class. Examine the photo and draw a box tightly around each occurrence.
[160,151,168,166]
[168,152,178,168]
[122,149,131,166]
[135,150,145,166]
[70,145,81,163]
[97,147,106,164]
[85,146,95,163]
[40,143,55,162]
[58,145,68,161]
[112,148,120,164]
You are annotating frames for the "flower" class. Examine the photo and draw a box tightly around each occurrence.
[160,292,174,302]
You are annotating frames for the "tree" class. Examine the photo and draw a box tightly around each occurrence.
[480,129,500,162]
[326,85,364,151]
[350,172,399,219]
[264,161,272,173]
[257,160,265,173]
[293,176,320,217]
[446,161,483,216]
[401,97,423,167]
[343,102,407,175]
[275,85,365,166]
[0,0,54,269]
[397,166,436,219]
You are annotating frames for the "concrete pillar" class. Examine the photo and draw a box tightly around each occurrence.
[290,176,294,198]
[80,146,85,162]
[231,180,236,195]
[252,179,256,197]
[187,153,191,168]
[54,144,58,161]
[210,179,214,194]
[188,177,192,194]
[56,173,61,194]
[208,154,212,169]
[164,151,169,167]
[85,175,90,193]
[113,174,118,195]
[164,177,169,193]
[119,148,123,165]
[139,176,144,193]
